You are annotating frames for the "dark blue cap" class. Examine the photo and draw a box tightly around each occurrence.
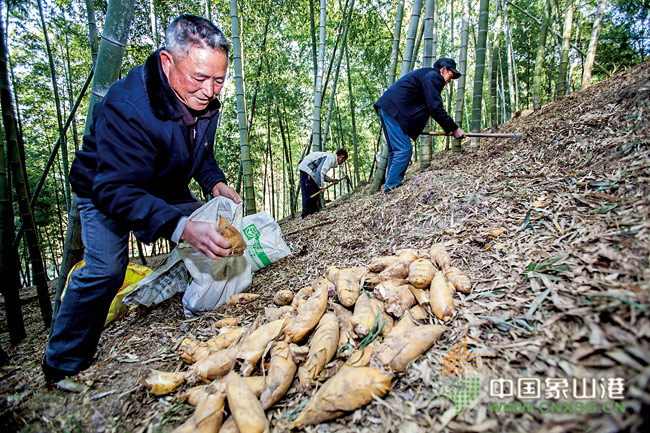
[434,58,461,79]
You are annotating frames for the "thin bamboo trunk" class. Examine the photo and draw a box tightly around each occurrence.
[63,29,80,151]
[420,0,435,170]
[399,0,423,77]
[278,103,296,218]
[556,0,573,98]
[321,0,350,101]
[309,0,318,87]
[453,0,470,152]
[0,18,26,341]
[38,0,70,214]
[344,42,359,187]
[230,0,256,214]
[85,0,99,66]
[370,0,405,193]
[490,1,503,130]
[321,0,355,150]
[470,0,490,146]
[1,21,51,327]
[246,16,270,133]
[581,0,605,89]
[531,0,551,110]
[149,0,158,47]
[446,0,454,151]
[13,69,92,248]
[504,1,517,114]
[267,102,275,219]
[3,19,29,201]
[311,0,327,152]
[137,241,147,266]
[410,19,426,72]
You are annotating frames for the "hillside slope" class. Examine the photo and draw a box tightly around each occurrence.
[1,61,648,432]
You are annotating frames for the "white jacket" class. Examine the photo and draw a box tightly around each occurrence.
[298,152,339,188]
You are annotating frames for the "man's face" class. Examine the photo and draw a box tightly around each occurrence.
[160,46,228,111]
[338,155,347,165]
[440,67,454,85]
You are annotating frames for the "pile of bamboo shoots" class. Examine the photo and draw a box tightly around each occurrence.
[141,243,471,431]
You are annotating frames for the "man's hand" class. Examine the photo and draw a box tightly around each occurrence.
[181,220,232,259]
[453,128,466,139]
[212,182,241,203]
[332,179,339,185]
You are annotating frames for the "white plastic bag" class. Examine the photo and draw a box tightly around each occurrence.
[241,211,292,272]
[177,197,252,317]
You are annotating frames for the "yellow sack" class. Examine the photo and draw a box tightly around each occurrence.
[62,261,153,326]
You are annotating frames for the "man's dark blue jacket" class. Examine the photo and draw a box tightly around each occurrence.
[375,68,458,140]
[69,50,227,244]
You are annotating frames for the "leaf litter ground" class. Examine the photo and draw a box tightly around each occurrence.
[1,60,649,432]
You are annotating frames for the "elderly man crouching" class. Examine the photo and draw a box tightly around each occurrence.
[43,15,240,386]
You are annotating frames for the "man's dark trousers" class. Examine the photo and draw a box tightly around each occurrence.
[300,170,320,218]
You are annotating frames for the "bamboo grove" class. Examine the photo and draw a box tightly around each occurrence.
[0,0,646,346]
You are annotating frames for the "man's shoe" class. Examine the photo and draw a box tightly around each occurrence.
[41,357,76,388]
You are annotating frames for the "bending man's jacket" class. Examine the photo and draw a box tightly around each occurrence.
[374,68,459,140]
[70,49,227,244]
[297,152,339,188]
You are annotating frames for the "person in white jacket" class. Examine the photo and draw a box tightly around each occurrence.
[298,148,348,218]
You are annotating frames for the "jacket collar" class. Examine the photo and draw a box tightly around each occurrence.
[143,49,221,121]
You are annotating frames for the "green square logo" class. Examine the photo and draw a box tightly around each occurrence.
[243,224,260,240]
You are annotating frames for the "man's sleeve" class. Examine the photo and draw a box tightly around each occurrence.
[91,101,183,244]
[422,78,459,134]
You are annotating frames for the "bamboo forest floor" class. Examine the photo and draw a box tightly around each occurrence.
[2,60,649,433]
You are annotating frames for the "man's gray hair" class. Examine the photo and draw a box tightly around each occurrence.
[165,15,230,59]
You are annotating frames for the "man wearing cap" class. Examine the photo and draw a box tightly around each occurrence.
[374,57,466,193]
